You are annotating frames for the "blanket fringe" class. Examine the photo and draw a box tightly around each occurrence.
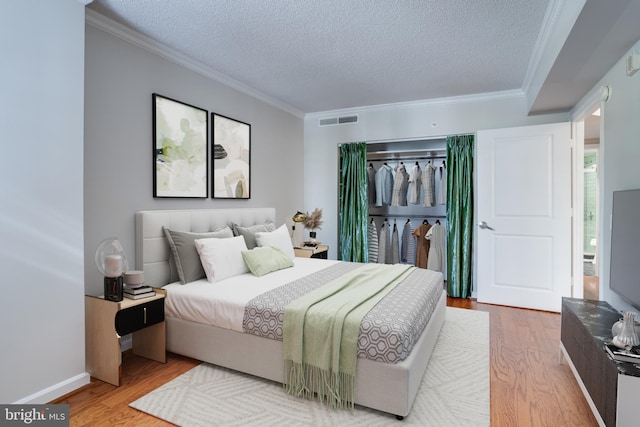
[284,361,355,410]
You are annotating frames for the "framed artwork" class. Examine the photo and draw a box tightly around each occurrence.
[153,93,208,198]
[212,113,251,199]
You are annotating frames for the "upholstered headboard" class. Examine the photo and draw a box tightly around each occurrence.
[135,208,276,287]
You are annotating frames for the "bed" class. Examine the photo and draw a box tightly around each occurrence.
[135,208,446,419]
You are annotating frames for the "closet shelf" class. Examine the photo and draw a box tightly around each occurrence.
[367,150,446,162]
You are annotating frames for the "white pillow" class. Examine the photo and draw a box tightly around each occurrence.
[194,235,249,282]
[255,224,295,259]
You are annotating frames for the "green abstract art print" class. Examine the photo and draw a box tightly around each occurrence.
[153,93,208,198]
[212,113,251,199]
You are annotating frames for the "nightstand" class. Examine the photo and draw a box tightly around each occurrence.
[85,289,166,386]
[294,244,329,259]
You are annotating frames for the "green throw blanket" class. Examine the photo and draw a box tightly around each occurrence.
[283,263,415,409]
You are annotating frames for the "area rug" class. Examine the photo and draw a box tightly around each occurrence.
[130,307,489,426]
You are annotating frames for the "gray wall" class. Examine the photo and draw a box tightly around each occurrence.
[0,0,88,403]
[303,96,569,264]
[582,38,640,312]
[84,24,304,296]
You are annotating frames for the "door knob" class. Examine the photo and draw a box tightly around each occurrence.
[478,221,494,231]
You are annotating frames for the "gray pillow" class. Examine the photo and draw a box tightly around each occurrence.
[232,222,276,249]
[163,226,234,284]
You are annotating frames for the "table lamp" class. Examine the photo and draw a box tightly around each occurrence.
[291,211,307,247]
[95,237,129,302]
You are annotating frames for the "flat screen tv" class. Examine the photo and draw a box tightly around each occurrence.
[610,189,640,310]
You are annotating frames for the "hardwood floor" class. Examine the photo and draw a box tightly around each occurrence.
[56,299,598,426]
[447,298,597,427]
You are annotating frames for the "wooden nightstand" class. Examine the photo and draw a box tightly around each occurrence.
[294,245,329,259]
[85,288,166,386]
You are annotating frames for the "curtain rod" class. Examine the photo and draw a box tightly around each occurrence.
[337,136,447,147]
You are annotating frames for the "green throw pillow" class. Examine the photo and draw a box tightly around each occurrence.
[242,246,294,277]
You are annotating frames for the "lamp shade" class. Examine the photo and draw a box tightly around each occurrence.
[95,237,129,278]
[292,211,307,222]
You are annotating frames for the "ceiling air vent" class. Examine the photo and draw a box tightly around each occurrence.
[318,115,359,127]
[338,115,358,124]
[319,117,338,126]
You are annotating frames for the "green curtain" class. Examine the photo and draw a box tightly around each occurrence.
[339,142,368,262]
[446,135,474,298]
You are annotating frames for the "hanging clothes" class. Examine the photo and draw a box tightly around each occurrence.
[421,161,436,207]
[367,163,377,205]
[377,220,390,264]
[391,163,409,206]
[374,164,394,206]
[438,162,447,205]
[368,219,379,263]
[426,222,446,272]
[391,221,400,264]
[401,220,416,265]
[408,162,422,205]
[412,221,432,269]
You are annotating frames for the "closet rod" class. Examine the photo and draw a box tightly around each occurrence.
[369,213,446,219]
[368,155,446,162]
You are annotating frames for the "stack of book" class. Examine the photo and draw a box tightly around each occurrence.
[604,343,640,364]
[124,285,156,300]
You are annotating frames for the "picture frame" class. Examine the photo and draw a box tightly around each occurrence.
[152,93,208,198]
[212,113,251,199]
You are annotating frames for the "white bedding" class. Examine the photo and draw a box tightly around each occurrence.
[163,257,339,332]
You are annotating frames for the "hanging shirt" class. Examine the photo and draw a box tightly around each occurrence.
[422,162,436,207]
[375,164,394,206]
[408,163,422,205]
[401,220,416,265]
[367,164,377,205]
[412,222,432,269]
[391,164,409,206]
[377,221,390,264]
[426,223,446,272]
[368,219,379,263]
[438,163,447,205]
[391,223,400,264]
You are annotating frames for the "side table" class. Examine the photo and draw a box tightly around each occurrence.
[85,288,166,386]
[294,244,329,259]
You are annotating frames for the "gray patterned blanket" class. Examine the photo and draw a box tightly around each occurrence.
[243,262,443,363]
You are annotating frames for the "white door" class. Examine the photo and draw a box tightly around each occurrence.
[476,123,572,312]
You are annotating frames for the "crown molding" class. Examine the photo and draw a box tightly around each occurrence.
[305,89,525,120]
[85,9,305,119]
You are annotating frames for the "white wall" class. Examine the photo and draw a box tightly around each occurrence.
[84,22,304,296]
[0,0,89,403]
[304,94,569,259]
[579,38,640,312]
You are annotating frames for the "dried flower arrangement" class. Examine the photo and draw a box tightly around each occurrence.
[303,208,323,231]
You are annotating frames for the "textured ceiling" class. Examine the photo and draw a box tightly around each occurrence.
[88,0,548,114]
[87,0,640,117]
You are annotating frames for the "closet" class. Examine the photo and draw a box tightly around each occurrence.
[365,139,447,272]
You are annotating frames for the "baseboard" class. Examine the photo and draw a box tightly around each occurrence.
[559,342,605,427]
[13,372,90,404]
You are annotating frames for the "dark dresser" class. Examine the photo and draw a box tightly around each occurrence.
[561,297,640,426]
